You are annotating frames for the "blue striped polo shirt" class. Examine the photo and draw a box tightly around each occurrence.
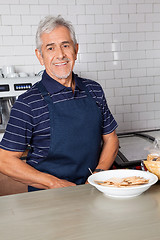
[0,71,118,165]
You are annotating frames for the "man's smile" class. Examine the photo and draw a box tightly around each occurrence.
[54,62,68,66]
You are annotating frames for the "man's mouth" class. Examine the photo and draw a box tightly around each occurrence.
[54,62,67,66]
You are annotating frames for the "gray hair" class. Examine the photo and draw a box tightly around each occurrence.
[36,15,77,52]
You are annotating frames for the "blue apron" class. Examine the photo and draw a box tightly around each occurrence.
[28,78,102,191]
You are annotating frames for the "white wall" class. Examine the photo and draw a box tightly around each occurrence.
[0,0,160,133]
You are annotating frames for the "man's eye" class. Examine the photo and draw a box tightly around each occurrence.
[63,44,69,48]
[48,47,53,51]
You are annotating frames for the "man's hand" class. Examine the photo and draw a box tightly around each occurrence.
[47,175,76,189]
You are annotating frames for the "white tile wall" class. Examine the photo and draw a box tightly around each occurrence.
[0,0,160,133]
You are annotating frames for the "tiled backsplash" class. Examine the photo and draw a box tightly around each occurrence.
[0,0,160,133]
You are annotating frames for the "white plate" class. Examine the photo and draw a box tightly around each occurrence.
[88,169,158,198]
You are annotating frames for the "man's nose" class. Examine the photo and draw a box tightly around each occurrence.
[55,46,65,59]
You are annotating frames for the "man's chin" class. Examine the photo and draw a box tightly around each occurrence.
[53,71,72,80]
[55,75,69,79]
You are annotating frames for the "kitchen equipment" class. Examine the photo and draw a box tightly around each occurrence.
[0,97,15,132]
[88,169,158,198]
[0,69,3,78]
[114,130,160,168]
[19,72,28,77]
[0,76,40,133]
[2,65,15,78]
[6,73,19,78]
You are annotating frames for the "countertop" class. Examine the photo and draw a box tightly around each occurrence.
[1,183,160,240]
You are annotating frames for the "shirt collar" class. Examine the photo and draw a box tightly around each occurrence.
[41,70,66,94]
[74,73,86,91]
[41,70,85,94]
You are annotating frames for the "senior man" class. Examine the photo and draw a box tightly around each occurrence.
[0,15,119,192]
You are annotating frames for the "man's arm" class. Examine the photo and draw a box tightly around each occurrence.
[0,148,76,189]
[95,130,119,171]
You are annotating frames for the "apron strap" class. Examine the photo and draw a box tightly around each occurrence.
[36,81,53,105]
[36,81,54,137]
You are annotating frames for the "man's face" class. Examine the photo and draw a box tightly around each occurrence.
[36,26,78,83]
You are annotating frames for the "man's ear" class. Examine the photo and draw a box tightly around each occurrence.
[35,49,44,66]
[75,43,79,60]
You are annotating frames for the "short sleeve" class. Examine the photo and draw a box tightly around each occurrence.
[85,79,118,135]
[0,97,33,152]
[100,88,118,135]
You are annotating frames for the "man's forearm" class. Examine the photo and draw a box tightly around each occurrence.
[96,131,119,171]
[0,149,76,189]
[0,150,51,189]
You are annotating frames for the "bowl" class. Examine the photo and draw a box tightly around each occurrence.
[144,160,160,180]
[88,169,158,199]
